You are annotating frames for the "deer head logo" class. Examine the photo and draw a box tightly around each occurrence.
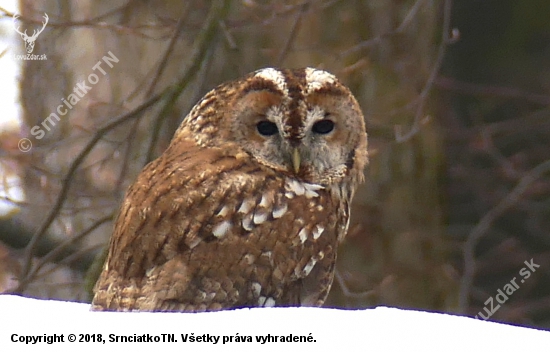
[13,13,49,54]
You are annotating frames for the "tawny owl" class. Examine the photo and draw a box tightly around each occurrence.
[91,67,368,312]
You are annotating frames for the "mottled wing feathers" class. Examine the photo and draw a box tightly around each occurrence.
[92,139,346,311]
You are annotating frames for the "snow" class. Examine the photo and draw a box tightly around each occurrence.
[0,295,548,351]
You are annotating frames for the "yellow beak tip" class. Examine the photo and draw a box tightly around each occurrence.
[292,148,301,173]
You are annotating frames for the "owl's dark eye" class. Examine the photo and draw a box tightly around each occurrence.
[312,119,335,134]
[256,120,278,136]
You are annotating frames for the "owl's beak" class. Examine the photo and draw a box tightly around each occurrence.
[292,147,301,173]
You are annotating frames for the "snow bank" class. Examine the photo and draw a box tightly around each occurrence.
[0,294,547,351]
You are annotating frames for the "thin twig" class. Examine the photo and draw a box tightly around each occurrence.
[219,20,237,50]
[395,0,453,143]
[145,0,232,164]
[16,91,166,293]
[58,243,106,267]
[124,9,187,101]
[227,0,334,31]
[435,76,550,106]
[0,2,131,24]
[0,196,26,206]
[276,1,309,66]
[113,118,140,194]
[145,4,191,97]
[479,126,522,180]
[188,44,217,111]
[458,159,550,313]
[13,215,113,291]
[0,6,171,39]
[335,269,374,299]
[30,243,105,282]
[338,0,428,59]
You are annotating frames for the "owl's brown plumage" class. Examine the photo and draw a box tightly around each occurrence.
[91,67,368,312]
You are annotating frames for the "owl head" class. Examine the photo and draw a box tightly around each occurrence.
[175,67,368,187]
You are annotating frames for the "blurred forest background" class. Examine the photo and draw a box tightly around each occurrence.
[0,0,548,330]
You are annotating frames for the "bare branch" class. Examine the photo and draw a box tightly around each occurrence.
[338,0,428,59]
[435,77,550,106]
[16,91,166,293]
[145,0,232,164]
[12,215,113,291]
[395,0,453,143]
[458,159,550,313]
[276,1,309,66]
[334,269,375,299]
[144,3,192,97]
